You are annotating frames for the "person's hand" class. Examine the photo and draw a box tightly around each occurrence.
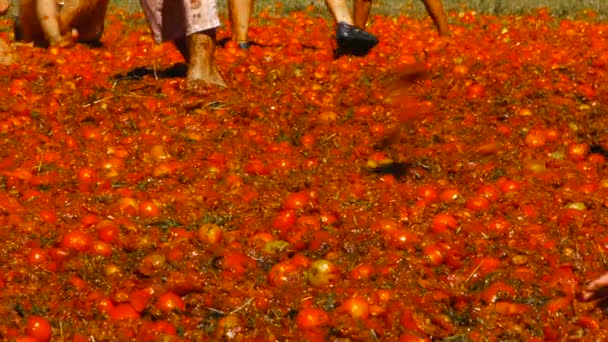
[0,0,10,16]
[580,271,608,301]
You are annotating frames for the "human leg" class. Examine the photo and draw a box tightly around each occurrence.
[15,0,44,44]
[185,0,225,85]
[174,37,188,61]
[187,29,225,86]
[59,0,110,43]
[0,0,9,15]
[353,0,372,28]
[325,0,353,24]
[422,0,449,36]
[229,0,252,48]
[326,0,378,57]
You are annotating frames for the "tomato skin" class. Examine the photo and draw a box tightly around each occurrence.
[268,261,302,287]
[16,337,39,342]
[423,244,445,266]
[26,316,52,342]
[497,178,521,193]
[399,334,430,342]
[296,308,330,330]
[243,159,270,175]
[465,195,490,211]
[438,188,460,202]
[567,143,589,161]
[109,303,140,321]
[282,191,311,210]
[220,251,256,279]
[399,309,426,336]
[466,83,486,101]
[486,216,511,236]
[97,223,120,244]
[431,213,458,234]
[27,248,47,265]
[60,230,92,252]
[350,263,375,281]
[387,229,419,249]
[138,200,160,218]
[476,184,499,201]
[129,288,154,312]
[76,167,97,186]
[137,320,177,341]
[371,218,400,233]
[339,297,370,319]
[272,210,297,231]
[156,292,185,312]
[90,240,112,257]
[198,223,223,245]
[38,209,58,224]
[417,184,438,203]
[306,259,341,287]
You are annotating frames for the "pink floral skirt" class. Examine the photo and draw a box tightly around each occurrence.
[140,0,220,43]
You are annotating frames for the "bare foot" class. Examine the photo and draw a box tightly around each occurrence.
[187,65,226,87]
[186,30,226,88]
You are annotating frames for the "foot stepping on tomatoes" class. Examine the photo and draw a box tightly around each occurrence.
[335,22,378,58]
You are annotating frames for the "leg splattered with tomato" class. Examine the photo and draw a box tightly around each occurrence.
[15,0,109,47]
[140,0,225,86]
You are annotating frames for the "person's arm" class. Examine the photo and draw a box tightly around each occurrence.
[422,0,449,36]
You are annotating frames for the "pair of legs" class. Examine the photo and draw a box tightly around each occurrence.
[353,0,450,36]
[228,0,377,56]
[140,0,225,86]
[15,0,109,47]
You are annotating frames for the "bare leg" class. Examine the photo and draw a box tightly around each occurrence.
[16,0,46,45]
[187,29,226,87]
[0,0,9,15]
[422,0,449,36]
[36,0,66,45]
[328,0,377,57]
[229,0,252,46]
[353,0,372,29]
[59,0,109,43]
[16,0,75,46]
[325,0,353,25]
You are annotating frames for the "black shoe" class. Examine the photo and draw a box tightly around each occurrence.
[335,22,378,58]
[13,15,22,41]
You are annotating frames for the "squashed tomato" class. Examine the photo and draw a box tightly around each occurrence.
[1,7,607,341]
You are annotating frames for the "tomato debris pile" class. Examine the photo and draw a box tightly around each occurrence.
[2,8,608,341]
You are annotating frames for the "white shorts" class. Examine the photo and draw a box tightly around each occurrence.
[140,0,220,43]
